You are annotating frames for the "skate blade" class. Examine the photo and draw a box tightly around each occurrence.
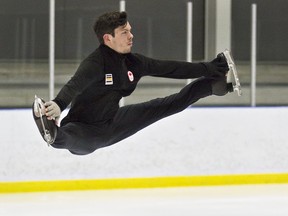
[33,95,52,146]
[33,95,46,118]
[223,50,242,96]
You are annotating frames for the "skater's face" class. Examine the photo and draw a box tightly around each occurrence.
[103,22,133,54]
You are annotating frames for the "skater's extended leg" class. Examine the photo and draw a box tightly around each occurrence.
[106,77,214,146]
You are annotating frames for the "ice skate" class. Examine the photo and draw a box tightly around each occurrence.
[222,49,242,96]
[32,95,57,146]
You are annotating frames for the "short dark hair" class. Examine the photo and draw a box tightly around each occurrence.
[93,11,128,44]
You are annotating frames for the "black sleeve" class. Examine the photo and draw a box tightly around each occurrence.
[53,60,103,111]
[135,54,212,79]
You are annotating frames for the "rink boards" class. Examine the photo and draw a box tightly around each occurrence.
[1,107,288,192]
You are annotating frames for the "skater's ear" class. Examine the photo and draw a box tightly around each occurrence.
[103,34,113,44]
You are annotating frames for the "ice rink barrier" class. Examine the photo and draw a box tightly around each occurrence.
[1,107,288,192]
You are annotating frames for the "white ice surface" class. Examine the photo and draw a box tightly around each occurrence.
[1,184,288,216]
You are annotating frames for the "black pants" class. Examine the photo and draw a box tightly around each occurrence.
[51,77,212,155]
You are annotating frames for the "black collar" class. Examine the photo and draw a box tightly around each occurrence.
[99,44,129,60]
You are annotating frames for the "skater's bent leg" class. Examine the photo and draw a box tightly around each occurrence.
[106,77,213,146]
[51,122,107,155]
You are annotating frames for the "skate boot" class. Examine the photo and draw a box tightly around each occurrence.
[211,53,234,96]
[222,49,242,96]
[32,95,57,146]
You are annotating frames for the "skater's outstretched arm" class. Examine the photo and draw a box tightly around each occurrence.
[134,53,228,79]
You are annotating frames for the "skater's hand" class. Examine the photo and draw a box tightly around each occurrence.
[45,101,61,120]
[203,54,229,78]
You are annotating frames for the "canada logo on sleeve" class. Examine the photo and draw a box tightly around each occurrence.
[127,71,134,82]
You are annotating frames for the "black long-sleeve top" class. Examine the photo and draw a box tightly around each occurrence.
[54,44,212,126]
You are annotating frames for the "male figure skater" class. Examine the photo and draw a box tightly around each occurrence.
[33,11,233,155]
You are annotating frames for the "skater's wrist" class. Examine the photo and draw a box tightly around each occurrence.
[52,99,66,112]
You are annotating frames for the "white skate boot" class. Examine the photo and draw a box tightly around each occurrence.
[222,49,242,96]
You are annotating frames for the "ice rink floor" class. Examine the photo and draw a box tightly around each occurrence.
[1,184,288,216]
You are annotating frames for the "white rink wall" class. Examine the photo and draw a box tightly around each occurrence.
[1,107,288,182]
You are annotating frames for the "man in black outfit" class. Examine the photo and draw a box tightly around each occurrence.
[33,11,232,155]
